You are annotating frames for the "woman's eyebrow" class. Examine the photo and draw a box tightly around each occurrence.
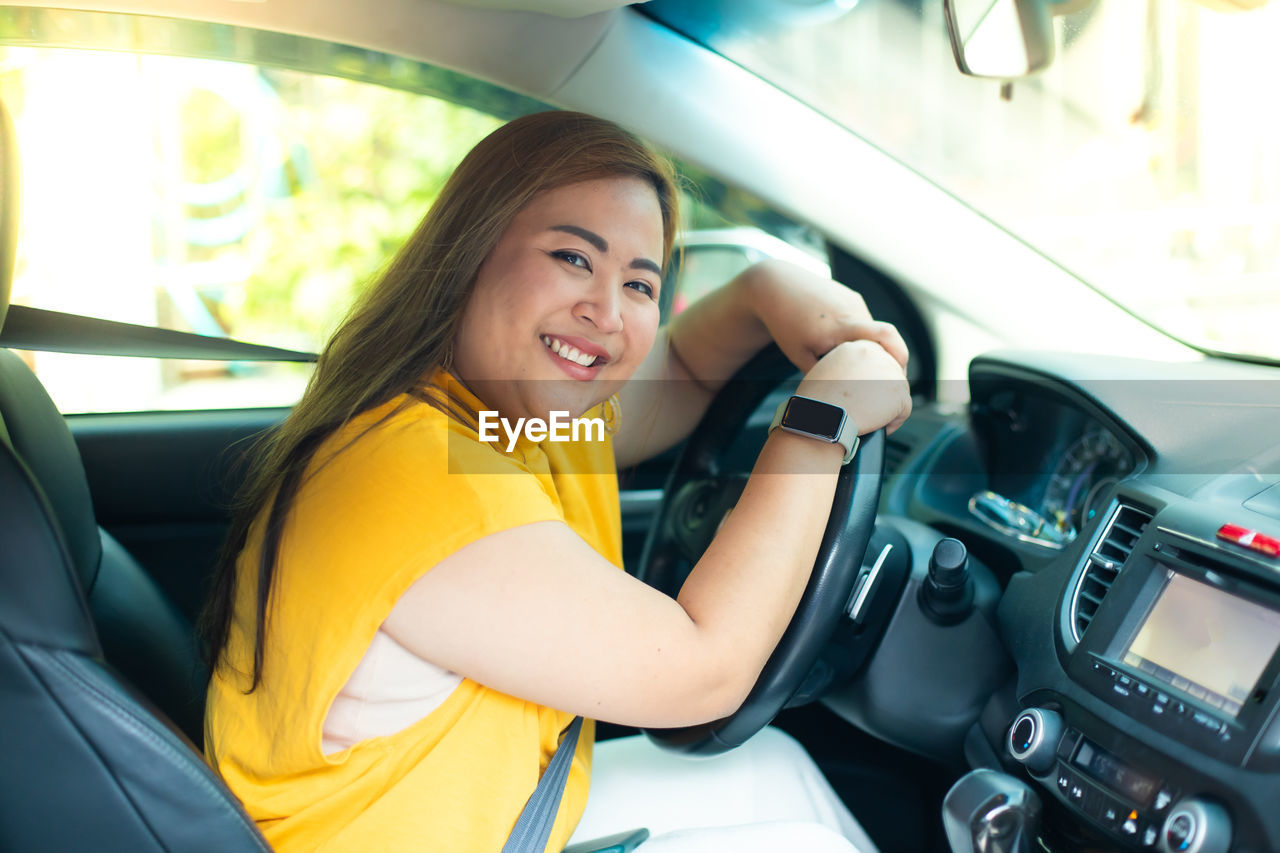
[550,224,608,252]
[630,258,662,276]
[550,224,661,277]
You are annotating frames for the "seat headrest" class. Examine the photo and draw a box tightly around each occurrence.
[0,349,104,591]
[0,98,17,333]
[0,439,100,654]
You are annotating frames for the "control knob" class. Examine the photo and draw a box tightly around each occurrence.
[1159,798,1230,853]
[1007,708,1063,776]
[919,537,974,625]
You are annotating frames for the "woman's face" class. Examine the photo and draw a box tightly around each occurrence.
[452,176,665,422]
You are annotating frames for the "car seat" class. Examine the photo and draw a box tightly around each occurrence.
[0,97,270,851]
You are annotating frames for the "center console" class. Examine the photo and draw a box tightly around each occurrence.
[1003,503,1280,852]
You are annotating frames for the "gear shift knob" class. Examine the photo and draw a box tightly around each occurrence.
[943,769,1042,853]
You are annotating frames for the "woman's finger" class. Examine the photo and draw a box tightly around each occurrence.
[829,321,908,371]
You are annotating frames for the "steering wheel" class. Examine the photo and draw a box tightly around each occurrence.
[635,344,884,755]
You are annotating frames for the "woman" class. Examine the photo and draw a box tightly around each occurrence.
[201,111,911,852]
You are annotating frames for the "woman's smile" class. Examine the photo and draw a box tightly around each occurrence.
[540,333,612,379]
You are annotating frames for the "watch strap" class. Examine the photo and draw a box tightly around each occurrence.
[770,395,860,465]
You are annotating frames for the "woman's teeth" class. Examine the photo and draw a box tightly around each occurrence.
[542,335,599,367]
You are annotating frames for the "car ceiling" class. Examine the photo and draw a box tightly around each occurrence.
[440,0,645,15]
[34,0,627,96]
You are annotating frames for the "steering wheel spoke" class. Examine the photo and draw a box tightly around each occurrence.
[666,475,749,563]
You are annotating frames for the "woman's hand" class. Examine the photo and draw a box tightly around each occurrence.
[615,257,912,466]
[745,259,910,374]
[797,339,912,435]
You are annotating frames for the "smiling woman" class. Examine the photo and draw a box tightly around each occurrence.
[198,109,909,852]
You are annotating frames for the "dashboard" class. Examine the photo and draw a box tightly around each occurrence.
[967,373,1143,550]
[837,350,1280,852]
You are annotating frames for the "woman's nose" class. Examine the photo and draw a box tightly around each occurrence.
[575,278,623,333]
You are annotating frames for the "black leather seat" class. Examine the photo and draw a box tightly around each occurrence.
[0,99,269,851]
[0,348,210,741]
[0,441,270,852]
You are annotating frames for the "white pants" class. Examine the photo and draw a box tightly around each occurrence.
[568,727,879,853]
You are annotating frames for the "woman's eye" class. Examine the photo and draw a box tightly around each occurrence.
[626,280,656,300]
[553,251,590,270]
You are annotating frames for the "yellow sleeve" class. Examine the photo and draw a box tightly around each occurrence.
[277,402,566,631]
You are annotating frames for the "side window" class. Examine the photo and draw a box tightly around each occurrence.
[0,10,537,413]
[669,165,830,321]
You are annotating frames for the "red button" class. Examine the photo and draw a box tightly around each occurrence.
[1217,524,1280,557]
[1251,534,1280,557]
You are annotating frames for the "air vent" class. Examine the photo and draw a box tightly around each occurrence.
[1071,503,1153,642]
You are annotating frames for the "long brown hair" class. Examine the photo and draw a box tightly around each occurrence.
[199,111,680,689]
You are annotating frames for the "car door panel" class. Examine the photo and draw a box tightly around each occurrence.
[70,409,285,623]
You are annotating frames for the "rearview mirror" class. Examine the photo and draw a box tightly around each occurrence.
[943,0,1055,78]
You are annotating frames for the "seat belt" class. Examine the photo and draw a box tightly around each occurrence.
[501,716,585,853]
[0,304,316,361]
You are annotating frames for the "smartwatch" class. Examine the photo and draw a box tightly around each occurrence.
[769,395,860,465]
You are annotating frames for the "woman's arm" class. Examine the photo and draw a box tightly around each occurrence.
[613,259,910,469]
[383,340,911,728]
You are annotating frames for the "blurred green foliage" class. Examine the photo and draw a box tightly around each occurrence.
[186,71,503,350]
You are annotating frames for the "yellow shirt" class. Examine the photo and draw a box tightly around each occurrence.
[205,376,621,852]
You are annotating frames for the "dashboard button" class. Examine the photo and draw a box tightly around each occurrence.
[1161,799,1232,853]
[1010,715,1036,752]
[1121,809,1141,837]
[1008,708,1063,773]
[1136,682,1151,697]
[1119,674,1134,687]
[1056,729,1080,760]
[1055,768,1085,804]
[1165,813,1196,850]
[1249,531,1280,557]
[1191,711,1222,734]
[1113,684,1132,698]
[1142,822,1160,848]
[1216,523,1280,558]
[1153,789,1175,815]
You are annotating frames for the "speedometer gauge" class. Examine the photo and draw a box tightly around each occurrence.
[1042,428,1133,537]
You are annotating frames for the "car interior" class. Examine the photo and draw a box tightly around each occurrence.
[2,1,1279,852]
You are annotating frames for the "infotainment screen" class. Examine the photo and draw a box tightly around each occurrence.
[1119,569,1280,716]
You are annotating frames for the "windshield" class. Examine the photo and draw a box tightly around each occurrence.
[646,0,1280,362]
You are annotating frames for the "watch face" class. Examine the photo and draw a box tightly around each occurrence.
[783,397,844,440]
